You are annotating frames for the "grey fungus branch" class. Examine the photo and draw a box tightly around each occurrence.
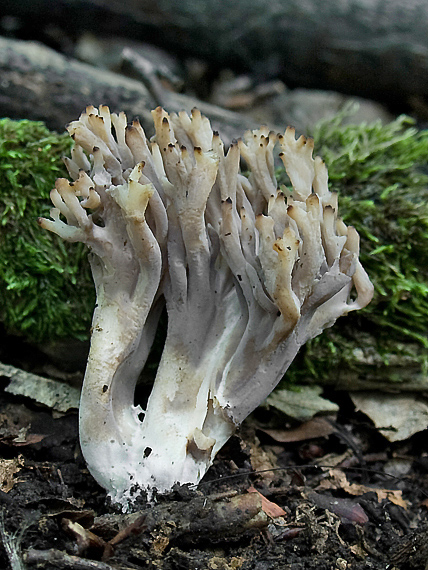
[39,105,373,509]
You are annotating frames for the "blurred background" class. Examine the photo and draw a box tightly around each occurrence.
[1,0,428,136]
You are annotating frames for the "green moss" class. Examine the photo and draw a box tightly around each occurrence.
[0,119,94,342]
[278,109,428,385]
[2,112,427,388]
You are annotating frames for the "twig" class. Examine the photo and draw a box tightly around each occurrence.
[107,514,147,549]
[24,549,117,570]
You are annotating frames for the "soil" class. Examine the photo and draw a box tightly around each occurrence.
[0,338,427,570]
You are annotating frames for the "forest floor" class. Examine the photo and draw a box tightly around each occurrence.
[0,19,427,570]
[0,352,427,570]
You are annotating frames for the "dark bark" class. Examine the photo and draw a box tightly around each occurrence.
[1,0,428,110]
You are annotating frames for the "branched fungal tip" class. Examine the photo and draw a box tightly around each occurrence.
[39,105,373,510]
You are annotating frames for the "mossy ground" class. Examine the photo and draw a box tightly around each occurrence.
[277,110,428,386]
[0,119,94,342]
[1,112,427,386]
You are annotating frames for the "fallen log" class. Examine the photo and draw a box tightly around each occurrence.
[0,36,155,132]
[1,0,428,110]
[0,36,256,140]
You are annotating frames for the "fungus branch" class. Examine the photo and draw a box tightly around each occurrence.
[39,106,373,508]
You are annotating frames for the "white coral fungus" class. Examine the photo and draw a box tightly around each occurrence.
[39,106,373,508]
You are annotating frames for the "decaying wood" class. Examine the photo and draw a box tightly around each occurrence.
[91,492,268,551]
[0,37,257,141]
[390,523,428,569]
[1,0,428,109]
[29,493,268,567]
[1,361,80,412]
[24,549,116,569]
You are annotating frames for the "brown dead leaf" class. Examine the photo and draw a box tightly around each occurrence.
[62,518,106,557]
[315,449,354,469]
[318,469,409,509]
[307,491,368,525]
[248,439,279,485]
[247,486,286,518]
[260,416,335,443]
[12,433,46,447]
[374,489,408,509]
[0,455,24,492]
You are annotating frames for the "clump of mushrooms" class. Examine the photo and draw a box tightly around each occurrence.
[39,106,373,508]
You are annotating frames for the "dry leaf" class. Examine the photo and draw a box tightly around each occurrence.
[0,455,24,492]
[12,434,46,446]
[266,386,338,421]
[62,518,106,556]
[260,416,335,443]
[247,486,286,518]
[318,469,409,509]
[351,392,428,442]
[315,450,354,469]
[248,439,279,485]
[307,491,368,524]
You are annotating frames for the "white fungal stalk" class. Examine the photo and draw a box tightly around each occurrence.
[39,106,373,508]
